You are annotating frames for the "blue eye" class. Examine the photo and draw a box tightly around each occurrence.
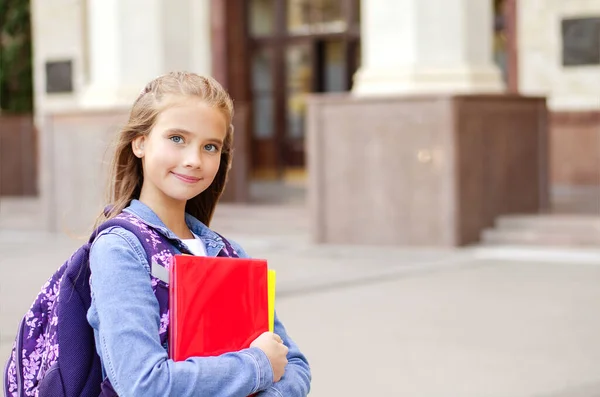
[170,136,183,144]
[204,144,219,152]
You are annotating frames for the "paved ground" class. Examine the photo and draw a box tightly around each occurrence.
[2,192,600,396]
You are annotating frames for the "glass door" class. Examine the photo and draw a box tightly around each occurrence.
[284,43,314,167]
[248,0,361,178]
[250,46,278,173]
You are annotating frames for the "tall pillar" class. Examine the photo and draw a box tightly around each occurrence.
[80,0,164,107]
[353,0,505,95]
[80,0,212,108]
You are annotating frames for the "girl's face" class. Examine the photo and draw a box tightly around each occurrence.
[133,96,227,207]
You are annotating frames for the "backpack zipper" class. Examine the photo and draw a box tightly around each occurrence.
[15,318,25,397]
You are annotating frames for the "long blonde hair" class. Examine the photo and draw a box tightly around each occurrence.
[97,72,234,227]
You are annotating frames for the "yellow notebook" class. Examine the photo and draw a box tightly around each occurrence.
[268,270,276,332]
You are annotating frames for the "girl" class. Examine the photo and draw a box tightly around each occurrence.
[87,72,311,396]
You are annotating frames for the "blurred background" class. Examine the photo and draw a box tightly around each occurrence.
[2,0,600,396]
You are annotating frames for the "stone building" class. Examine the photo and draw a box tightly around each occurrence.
[6,0,598,243]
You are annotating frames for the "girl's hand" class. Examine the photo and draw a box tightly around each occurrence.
[250,332,289,382]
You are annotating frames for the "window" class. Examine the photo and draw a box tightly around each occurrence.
[250,0,276,36]
[287,0,346,35]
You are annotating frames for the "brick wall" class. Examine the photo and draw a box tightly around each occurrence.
[550,111,600,186]
[0,115,37,196]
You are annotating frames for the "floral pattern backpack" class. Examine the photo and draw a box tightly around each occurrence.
[3,212,239,397]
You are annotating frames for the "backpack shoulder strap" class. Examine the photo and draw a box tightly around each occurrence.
[90,216,155,256]
[89,214,174,280]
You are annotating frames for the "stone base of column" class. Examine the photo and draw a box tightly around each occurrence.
[38,108,130,234]
[306,93,548,246]
[352,65,505,96]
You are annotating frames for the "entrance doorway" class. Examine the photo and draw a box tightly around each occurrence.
[248,0,361,179]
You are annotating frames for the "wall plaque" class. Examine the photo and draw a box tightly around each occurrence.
[45,60,73,93]
[562,17,600,66]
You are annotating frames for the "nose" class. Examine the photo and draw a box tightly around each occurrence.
[183,149,202,169]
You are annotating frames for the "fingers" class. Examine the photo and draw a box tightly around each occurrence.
[273,333,283,344]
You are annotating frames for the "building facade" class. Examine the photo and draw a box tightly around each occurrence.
[16,0,600,234]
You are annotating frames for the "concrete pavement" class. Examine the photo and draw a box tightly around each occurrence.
[2,195,600,396]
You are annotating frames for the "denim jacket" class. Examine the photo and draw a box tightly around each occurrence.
[86,200,311,397]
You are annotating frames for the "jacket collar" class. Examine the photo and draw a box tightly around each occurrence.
[123,199,225,255]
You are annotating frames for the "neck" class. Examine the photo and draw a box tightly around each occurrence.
[138,190,193,240]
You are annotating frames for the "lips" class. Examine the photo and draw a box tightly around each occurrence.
[171,172,202,184]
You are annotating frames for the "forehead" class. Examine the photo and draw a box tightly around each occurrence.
[154,96,228,136]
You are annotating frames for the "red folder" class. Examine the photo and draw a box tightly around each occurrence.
[169,255,269,362]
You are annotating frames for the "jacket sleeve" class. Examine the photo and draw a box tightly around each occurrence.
[229,240,312,397]
[87,229,274,397]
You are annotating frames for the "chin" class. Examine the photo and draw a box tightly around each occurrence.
[166,189,207,203]
[167,193,199,203]
[161,182,212,203]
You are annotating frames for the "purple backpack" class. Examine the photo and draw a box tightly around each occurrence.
[3,212,239,397]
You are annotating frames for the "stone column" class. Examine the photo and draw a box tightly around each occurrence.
[80,0,212,108]
[353,0,505,95]
[80,0,164,107]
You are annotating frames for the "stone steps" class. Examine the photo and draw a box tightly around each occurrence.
[481,214,600,247]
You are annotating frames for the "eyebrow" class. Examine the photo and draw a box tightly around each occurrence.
[165,128,224,145]
[165,128,192,136]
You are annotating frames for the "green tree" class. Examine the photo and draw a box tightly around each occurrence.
[0,0,33,113]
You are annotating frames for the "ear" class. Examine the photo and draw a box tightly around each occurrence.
[132,136,146,158]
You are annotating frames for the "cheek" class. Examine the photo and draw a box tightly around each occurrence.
[206,155,222,175]
[150,145,179,168]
